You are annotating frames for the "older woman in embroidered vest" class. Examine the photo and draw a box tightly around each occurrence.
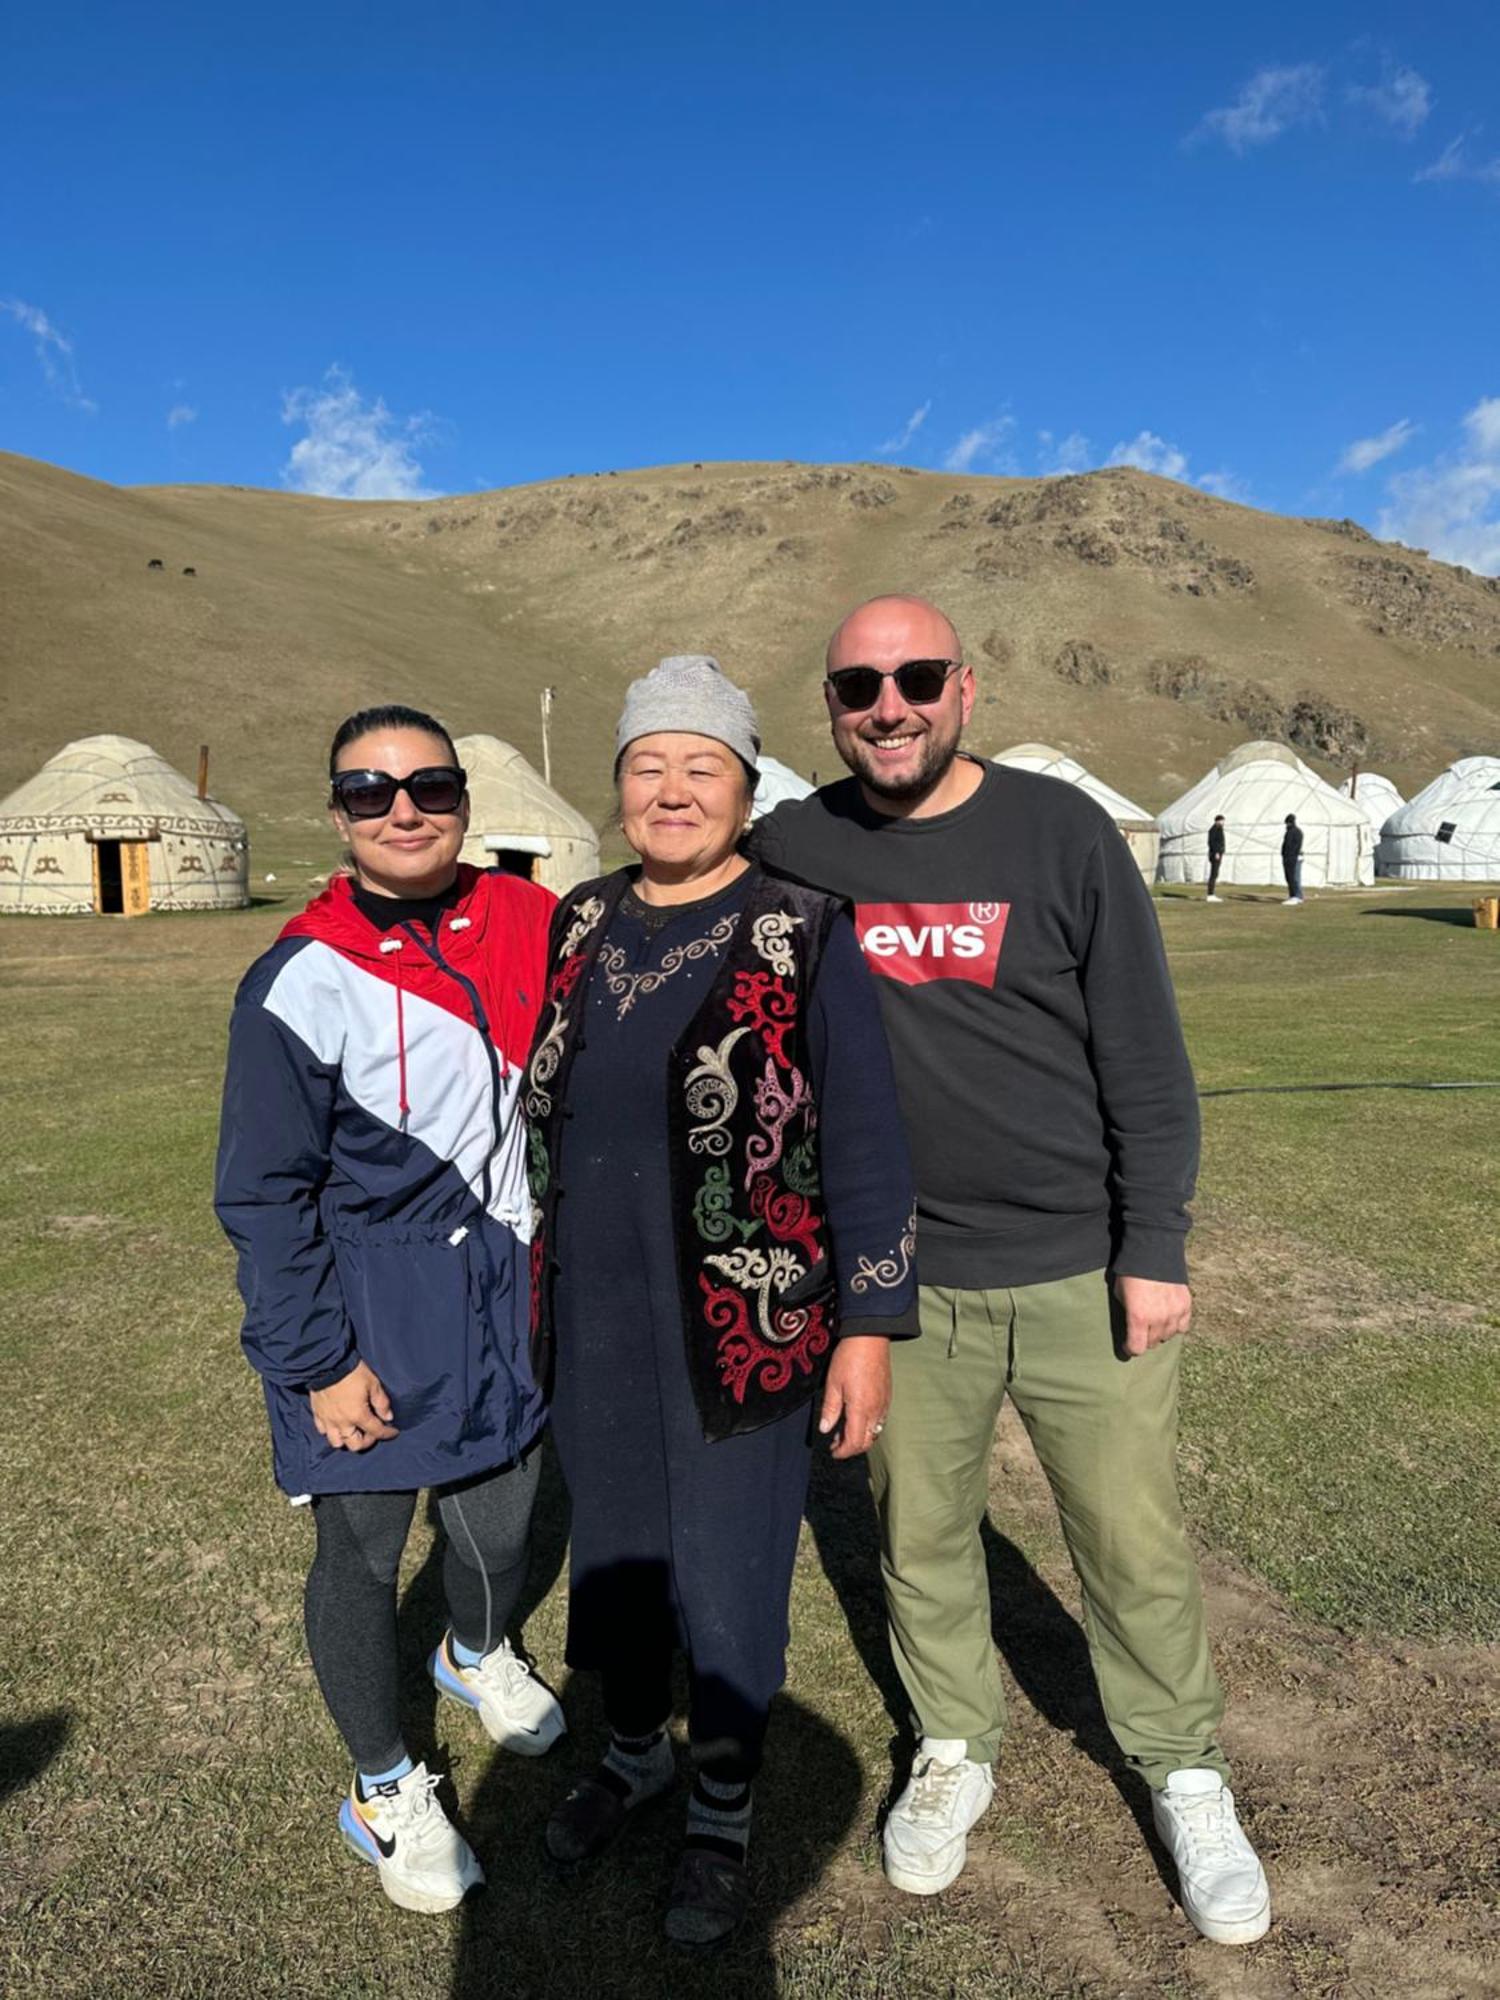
[526,654,917,1946]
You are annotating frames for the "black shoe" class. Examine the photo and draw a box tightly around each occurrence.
[545,1763,673,1867]
[663,1844,750,1948]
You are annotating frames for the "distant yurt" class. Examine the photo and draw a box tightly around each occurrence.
[455,734,598,896]
[1156,741,1374,888]
[1375,768,1500,880]
[750,754,813,822]
[0,735,249,915]
[993,743,1159,878]
[1338,771,1405,837]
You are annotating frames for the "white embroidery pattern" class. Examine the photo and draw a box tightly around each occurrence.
[558,895,606,962]
[598,913,740,1020]
[750,910,802,977]
[849,1208,918,1294]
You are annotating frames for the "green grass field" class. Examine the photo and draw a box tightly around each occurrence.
[2,881,1497,1998]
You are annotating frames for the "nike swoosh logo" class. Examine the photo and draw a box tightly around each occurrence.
[370,1825,397,1859]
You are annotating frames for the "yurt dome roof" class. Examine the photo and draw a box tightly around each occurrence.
[454,734,595,839]
[992,743,1155,827]
[0,735,244,837]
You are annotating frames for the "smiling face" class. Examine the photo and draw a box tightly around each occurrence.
[824,596,975,811]
[618,732,752,885]
[329,725,469,899]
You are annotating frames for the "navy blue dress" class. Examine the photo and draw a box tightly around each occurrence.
[549,866,915,1772]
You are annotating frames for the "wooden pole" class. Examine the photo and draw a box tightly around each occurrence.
[540,688,555,788]
[197,744,210,799]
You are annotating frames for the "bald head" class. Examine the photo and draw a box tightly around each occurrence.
[826,594,962,673]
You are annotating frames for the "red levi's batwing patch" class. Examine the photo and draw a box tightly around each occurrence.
[854,901,1011,988]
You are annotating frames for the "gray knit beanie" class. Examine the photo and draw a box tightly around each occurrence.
[614,654,761,777]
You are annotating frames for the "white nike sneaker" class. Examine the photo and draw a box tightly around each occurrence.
[431,1632,566,1755]
[338,1763,484,1914]
[882,1737,994,1895]
[1152,1768,1271,1944]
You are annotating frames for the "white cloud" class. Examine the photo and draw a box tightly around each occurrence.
[1195,468,1254,503]
[1347,63,1431,138]
[1107,430,1190,480]
[1378,397,1500,574]
[1037,429,1092,474]
[281,365,438,499]
[878,400,931,455]
[1415,131,1500,188]
[1336,418,1416,475]
[166,403,198,430]
[943,416,1015,473]
[1191,64,1325,153]
[1,297,96,412]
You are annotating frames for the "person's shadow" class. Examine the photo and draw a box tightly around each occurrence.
[804,1450,1174,1891]
[0,1708,72,1808]
[390,1441,864,1997]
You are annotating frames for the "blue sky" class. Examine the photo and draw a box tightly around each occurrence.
[3,1,1498,567]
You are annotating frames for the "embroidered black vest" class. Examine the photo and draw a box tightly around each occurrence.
[524,866,842,1441]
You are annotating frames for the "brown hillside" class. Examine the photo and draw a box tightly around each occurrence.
[2,451,1498,866]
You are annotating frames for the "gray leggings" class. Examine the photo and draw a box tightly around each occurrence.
[304,1450,540,1771]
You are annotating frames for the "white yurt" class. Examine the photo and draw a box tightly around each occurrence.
[455,734,599,896]
[750,754,813,822]
[1156,741,1374,888]
[1375,767,1500,880]
[993,743,1159,878]
[1338,771,1405,837]
[0,735,249,915]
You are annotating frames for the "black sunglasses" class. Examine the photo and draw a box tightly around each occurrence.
[330,765,468,820]
[825,658,962,711]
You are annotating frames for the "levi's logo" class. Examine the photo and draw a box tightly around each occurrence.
[854,901,1010,988]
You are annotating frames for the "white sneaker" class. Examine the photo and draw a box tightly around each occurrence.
[1152,1768,1271,1944]
[1205,894,1223,903]
[1282,897,1303,906]
[338,1763,484,1914]
[882,1737,994,1895]
[431,1632,566,1755]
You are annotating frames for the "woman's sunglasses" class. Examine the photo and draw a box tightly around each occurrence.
[330,766,468,820]
[825,658,961,711]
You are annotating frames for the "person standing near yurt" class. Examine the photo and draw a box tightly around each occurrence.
[1206,817,1226,902]
[215,704,563,1916]
[1281,815,1304,905]
[526,656,917,1948]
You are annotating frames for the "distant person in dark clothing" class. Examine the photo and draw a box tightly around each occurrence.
[1282,814,1304,904]
[1206,816,1226,901]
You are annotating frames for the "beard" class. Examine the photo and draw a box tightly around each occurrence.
[836,712,964,802]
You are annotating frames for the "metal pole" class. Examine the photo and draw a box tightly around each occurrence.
[540,687,556,787]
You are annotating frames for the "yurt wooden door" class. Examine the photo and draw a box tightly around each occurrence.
[93,840,151,915]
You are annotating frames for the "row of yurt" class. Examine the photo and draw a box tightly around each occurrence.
[1376,758,1500,879]
[992,744,1159,878]
[0,736,250,914]
[1156,743,1375,887]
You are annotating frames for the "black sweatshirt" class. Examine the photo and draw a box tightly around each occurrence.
[753,760,1200,1290]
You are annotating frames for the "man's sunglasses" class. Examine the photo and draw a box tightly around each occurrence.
[825,658,962,711]
[330,766,468,820]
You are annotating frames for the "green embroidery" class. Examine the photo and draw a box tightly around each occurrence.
[783,1137,821,1198]
[527,1122,550,1197]
[694,1160,760,1244]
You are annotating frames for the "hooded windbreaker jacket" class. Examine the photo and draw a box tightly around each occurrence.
[215,865,552,1495]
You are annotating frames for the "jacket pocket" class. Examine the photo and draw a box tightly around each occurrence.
[329,1225,476,1433]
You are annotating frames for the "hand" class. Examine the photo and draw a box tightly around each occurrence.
[1113,1275,1193,1357]
[818,1336,892,1460]
[309,1361,398,1451]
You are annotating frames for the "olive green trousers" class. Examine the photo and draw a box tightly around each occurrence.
[866,1270,1228,1788]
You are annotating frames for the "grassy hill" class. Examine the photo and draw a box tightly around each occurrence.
[3,449,1499,868]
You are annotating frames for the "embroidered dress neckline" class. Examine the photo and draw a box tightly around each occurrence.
[620,865,754,938]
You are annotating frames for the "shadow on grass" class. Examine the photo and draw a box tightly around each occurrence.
[1364,906,1488,927]
[805,1452,1174,1897]
[0,1708,71,1807]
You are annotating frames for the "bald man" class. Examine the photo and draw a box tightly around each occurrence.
[753,595,1269,1945]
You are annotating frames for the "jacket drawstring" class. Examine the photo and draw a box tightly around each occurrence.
[379,937,411,1125]
[446,914,509,1078]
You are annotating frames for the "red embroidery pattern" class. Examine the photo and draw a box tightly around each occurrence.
[749,1175,823,1262]
[724,970,795,1068]
[549,951,587,1004]
[701,1273,832,1405]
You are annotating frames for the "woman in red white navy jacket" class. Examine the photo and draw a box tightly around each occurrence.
[215,704,562,1916]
